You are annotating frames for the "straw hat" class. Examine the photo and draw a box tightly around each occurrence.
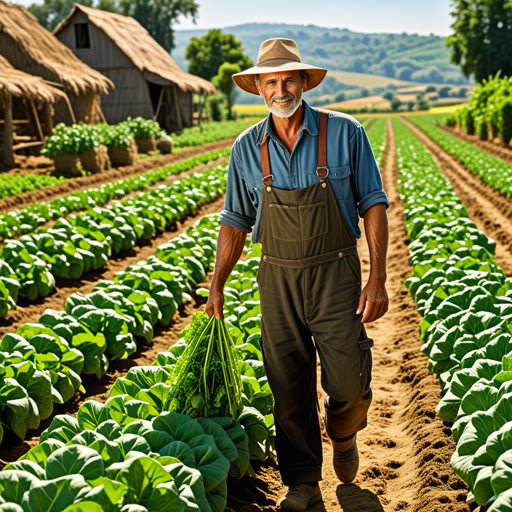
[232,38,328,96]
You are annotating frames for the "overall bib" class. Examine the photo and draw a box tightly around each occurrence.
[256,112,373,485]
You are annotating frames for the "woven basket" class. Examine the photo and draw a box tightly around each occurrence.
[80,145,111,173]
[135,136,156,153]
[53,153,82,176]
[108,140,138,167]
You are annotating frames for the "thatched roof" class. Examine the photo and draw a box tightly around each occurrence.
[0,0,112,96]
[54,4,216,95]
[0,55,68,104]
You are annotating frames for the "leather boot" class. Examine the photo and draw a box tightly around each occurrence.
[331,433,359,483]
[276,483,322,510]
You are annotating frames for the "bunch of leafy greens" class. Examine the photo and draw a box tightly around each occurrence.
[168,312,243,419]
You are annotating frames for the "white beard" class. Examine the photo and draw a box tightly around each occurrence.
[265,88,303,118]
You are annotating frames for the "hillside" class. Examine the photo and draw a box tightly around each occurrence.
[172,23,470,93]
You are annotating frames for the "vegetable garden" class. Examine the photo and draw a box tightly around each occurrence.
[0,107,511,512]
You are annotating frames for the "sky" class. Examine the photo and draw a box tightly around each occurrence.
[173,0,453,36]
[15,0,454,36]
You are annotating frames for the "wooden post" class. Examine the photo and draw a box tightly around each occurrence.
[0,96,15,169]
[153,87,165,122]
[28,97,44,142]
[172,86,183,131]
[63,93,77,124]
[97,101,107,124]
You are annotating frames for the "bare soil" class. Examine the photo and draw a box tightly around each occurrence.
[442,126,512,165]
[0,138,235,214]
[404,117,512,277]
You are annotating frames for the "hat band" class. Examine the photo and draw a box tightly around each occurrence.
[256,57,302,67]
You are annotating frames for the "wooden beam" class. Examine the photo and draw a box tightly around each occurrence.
[62,93,76,124]
[172,86,183,131]
[1,95,15,169]
[28,97,45,142]
[13,141,44,151]
[153,86,165,122]
[97,101,107,124]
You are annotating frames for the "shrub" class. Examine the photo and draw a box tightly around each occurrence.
[445,113,457,127]
[122,117,162,139]
[498,97,512,145]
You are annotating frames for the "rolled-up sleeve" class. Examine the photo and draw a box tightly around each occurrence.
[350,125,389,217]
[218,142,257,232]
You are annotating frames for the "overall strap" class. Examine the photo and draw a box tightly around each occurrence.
[259,110,329,187]
[317,110,328,180]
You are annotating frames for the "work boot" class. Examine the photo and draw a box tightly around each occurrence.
[331,433,359,483]
[276,483,322,510]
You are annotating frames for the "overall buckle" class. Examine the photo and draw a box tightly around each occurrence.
[316,166,329,181]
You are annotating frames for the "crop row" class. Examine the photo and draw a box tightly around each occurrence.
[409,115,512,197]
[0,213,224,447]
[365,117,387,166]
[0,164,228,318]
[0,149,230,241]
[393,117,512,511]
[0,217,275,512]
[0,174,68,201]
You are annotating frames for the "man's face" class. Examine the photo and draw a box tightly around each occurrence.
[256,70,307,118]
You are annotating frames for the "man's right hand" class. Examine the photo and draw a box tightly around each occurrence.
[205,291,225,320]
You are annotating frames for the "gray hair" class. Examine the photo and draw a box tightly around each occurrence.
[254,70,309,86]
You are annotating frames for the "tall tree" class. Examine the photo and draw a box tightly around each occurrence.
[185,29,253,82]
[119,0,198,52]
[446,0,512,82]
[213,62,242,120]
[28,0,93,31]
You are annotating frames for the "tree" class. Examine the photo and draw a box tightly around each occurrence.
[213,62,241,120]
[446,0,512,82]
[185,29,253,82]
[119,0,199,52]
[28,0,93,31]
[391,96,402,112]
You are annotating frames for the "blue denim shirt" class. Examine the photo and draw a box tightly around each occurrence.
[218,101,389,243]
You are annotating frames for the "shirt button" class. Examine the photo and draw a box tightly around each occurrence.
[291,172,296,176]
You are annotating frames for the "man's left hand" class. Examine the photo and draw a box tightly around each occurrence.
[356,276,388,323]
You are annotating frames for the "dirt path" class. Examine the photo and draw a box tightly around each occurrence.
[403,117,512,277]
[0,138,235,214]
[227,118,470,512]
[442,125,512,165]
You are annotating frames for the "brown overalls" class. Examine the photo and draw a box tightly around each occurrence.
[256,112,374,485]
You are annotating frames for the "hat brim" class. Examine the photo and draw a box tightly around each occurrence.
[232,60,328,96]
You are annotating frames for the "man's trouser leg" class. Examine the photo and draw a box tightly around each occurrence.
[258,254,373,485]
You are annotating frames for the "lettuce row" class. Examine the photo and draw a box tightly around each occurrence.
[409,114,512,198]
[0,215,220,446]
[394,117,512,511]
[0,220,273,512]
[0,164,227,308]
[0,149,230,242]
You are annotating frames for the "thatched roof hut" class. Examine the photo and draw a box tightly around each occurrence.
[0,0,113,123]
[0,55,71,168]
[54,4,216,132]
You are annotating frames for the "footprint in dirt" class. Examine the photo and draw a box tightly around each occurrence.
[306,485,385,512]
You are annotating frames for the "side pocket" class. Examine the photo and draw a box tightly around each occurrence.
[344,253,362,284]
[359,336,373,392]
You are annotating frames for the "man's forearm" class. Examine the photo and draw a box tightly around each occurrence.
[363,203,388,283]
[210,224,248,293]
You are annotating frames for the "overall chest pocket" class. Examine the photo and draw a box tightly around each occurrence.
[326,165,352,201]
[269,202,328,242]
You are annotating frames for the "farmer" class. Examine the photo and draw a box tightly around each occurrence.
[205,37,389,510]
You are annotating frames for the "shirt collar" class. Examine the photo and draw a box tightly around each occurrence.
[256,100,318,146]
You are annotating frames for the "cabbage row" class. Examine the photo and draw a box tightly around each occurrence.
[0,215,221,446]
[409,114,512,198]
[393,117,512,511]
[0,164,228,316]
[0,217,275,512]
[364,117,387,167]
[0,149,230,241]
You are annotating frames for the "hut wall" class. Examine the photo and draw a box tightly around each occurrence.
[176,89,193,128]
[56,16,153,123]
